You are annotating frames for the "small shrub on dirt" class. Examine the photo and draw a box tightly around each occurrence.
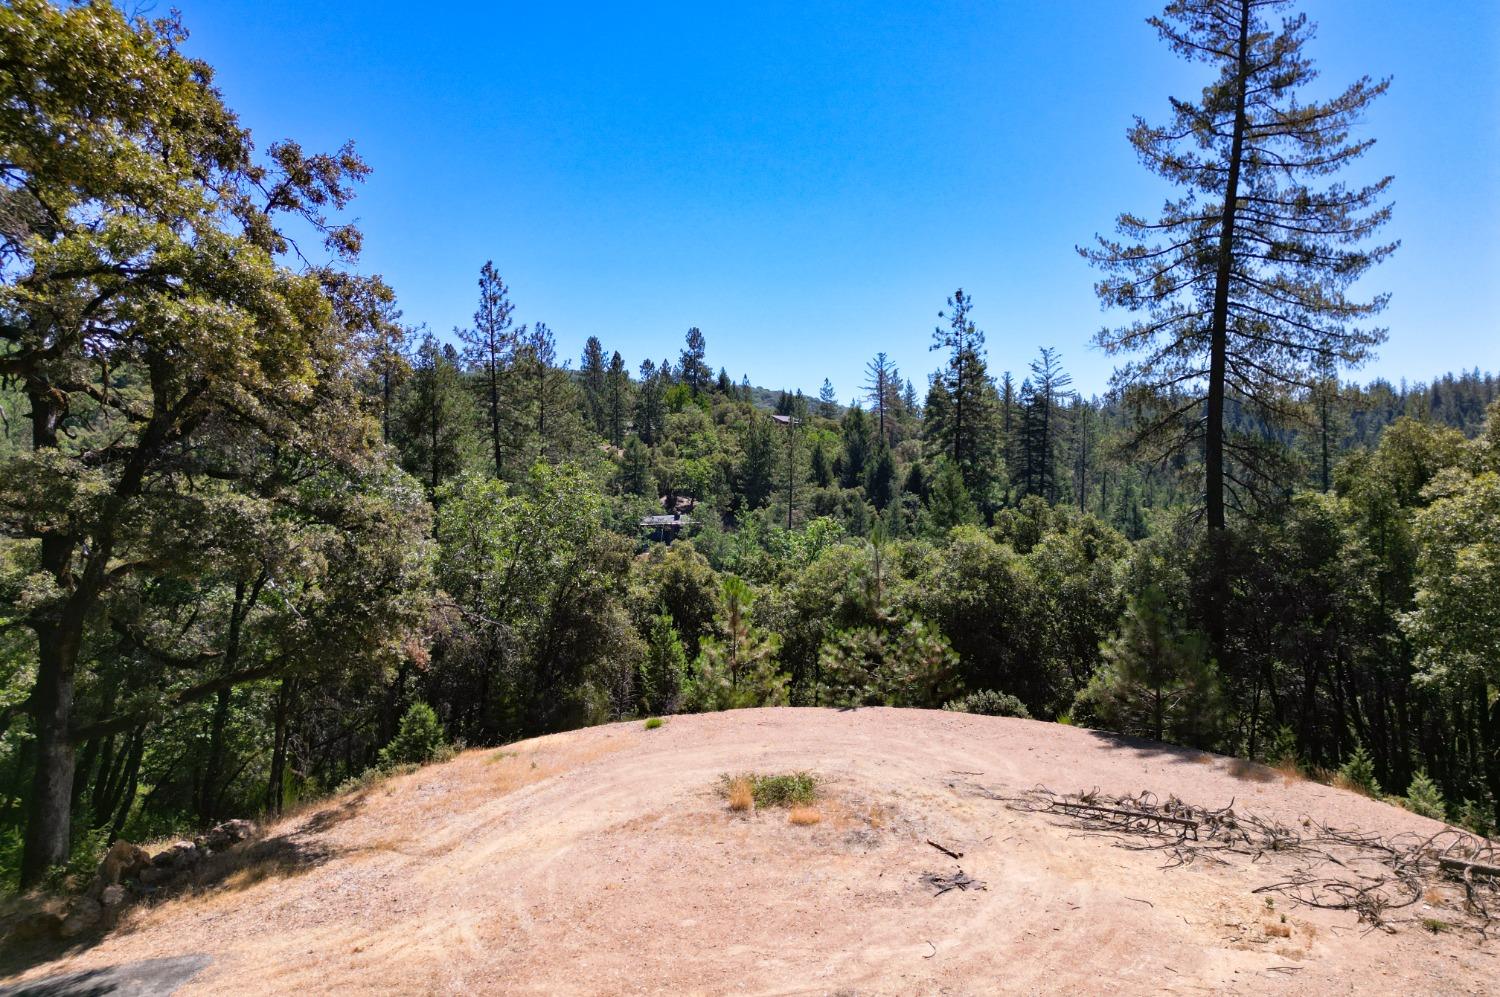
[1403,770,1448,821]
[751,773,817,807]
[1457,798,1495,839]
[720,772,818,809]
[643,717,664,730]
[942,689,1031,719]
[1265,725,1301,772]
[337,763,419,796]
[378,702,449,769]
[1334,743,1381,797]
[788,806,821,826]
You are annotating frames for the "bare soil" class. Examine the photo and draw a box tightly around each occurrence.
[5,708,1496,994]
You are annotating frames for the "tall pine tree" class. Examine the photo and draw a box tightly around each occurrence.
[458,262,517,478]
[1083,0,1394,646]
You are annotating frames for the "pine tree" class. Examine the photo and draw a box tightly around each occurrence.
[511,322,576,464]
[818,378,838,418]
[605,351,630,447]
[740,415,777,510]
[457,261,518,478]
[1076,585,1222,744]
[865,352,899,444]
[867,444,896,511]
[927,290,1001,499]
[1404,770,1447,821]
[640,613,688,715]
[679,327,712,395]
[1337,743,1381,796]
[1018,348,1073,502]
[925,459,978,532]
[621,436,653,495]
[841,406,872,488]
[367,319,412,444]
[818,618,959,709]
[809,441,833,488]
[636,359,665,445]
[396,333,475,493]
[686,577,786,710]
[580,335,608,435]
[1083,0,1395,650]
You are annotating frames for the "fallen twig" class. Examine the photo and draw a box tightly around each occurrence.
[927,839,964,859]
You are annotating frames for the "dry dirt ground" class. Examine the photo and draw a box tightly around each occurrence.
[4,707,1497,995]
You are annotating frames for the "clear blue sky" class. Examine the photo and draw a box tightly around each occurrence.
[178,1,1499,400]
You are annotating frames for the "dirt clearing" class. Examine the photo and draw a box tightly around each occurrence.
[4,708,1495,994]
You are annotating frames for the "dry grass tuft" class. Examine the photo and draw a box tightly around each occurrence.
[1330,771,1376,797]
[727,776,754,812]
[1263,920,1292,939]
[1226,758,1276,783]
[788,806,822,826]
[1272,757,1304,784]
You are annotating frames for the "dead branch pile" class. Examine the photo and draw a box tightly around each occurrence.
[921,868,986,897]
[1000,785,1500,938]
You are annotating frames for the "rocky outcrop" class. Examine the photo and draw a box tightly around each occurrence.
[54,819,259,939]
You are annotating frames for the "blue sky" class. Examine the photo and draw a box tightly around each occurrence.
[179,1,1499,400]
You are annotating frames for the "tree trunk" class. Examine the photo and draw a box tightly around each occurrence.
[1204,0,1252,661]
[21,624,80,884]
[108,727,144,843]
[488,357,502,479]
[1481,681,1500,828]
[199,687,233,825]
[267,676,296,816]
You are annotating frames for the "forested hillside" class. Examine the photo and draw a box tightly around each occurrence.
[1,0,1497,895]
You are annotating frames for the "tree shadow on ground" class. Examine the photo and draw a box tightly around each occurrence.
[1082,728,1219,766]
[1082,729,1285,783]
[0,794,366,979]
[0,954,212,997]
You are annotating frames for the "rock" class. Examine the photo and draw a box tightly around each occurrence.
[10,909,64,943]
[136,864,169,886]
[59,897,102,938]
[153,840,199,869]
[100,883,129,928]
[98,839,151,884]
[203,819,257,851]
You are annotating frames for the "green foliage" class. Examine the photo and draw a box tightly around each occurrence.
[379,703,449,769]
[1266,725,1300,769]
[923,459,979,533]
[683,575,786,710]
[1074,586,1221,746]
[639,614,688,715]
[643,717,664,730]
[1403,770,1448,821]
[1404,457,1500,690]
[943,690,1032,719]
[2,0,1497,898]
[1457,799,1496,839]
[435,463,641,737]
[1337,744,1382,797]
[817,617,958,709]
[721,772,817,808]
